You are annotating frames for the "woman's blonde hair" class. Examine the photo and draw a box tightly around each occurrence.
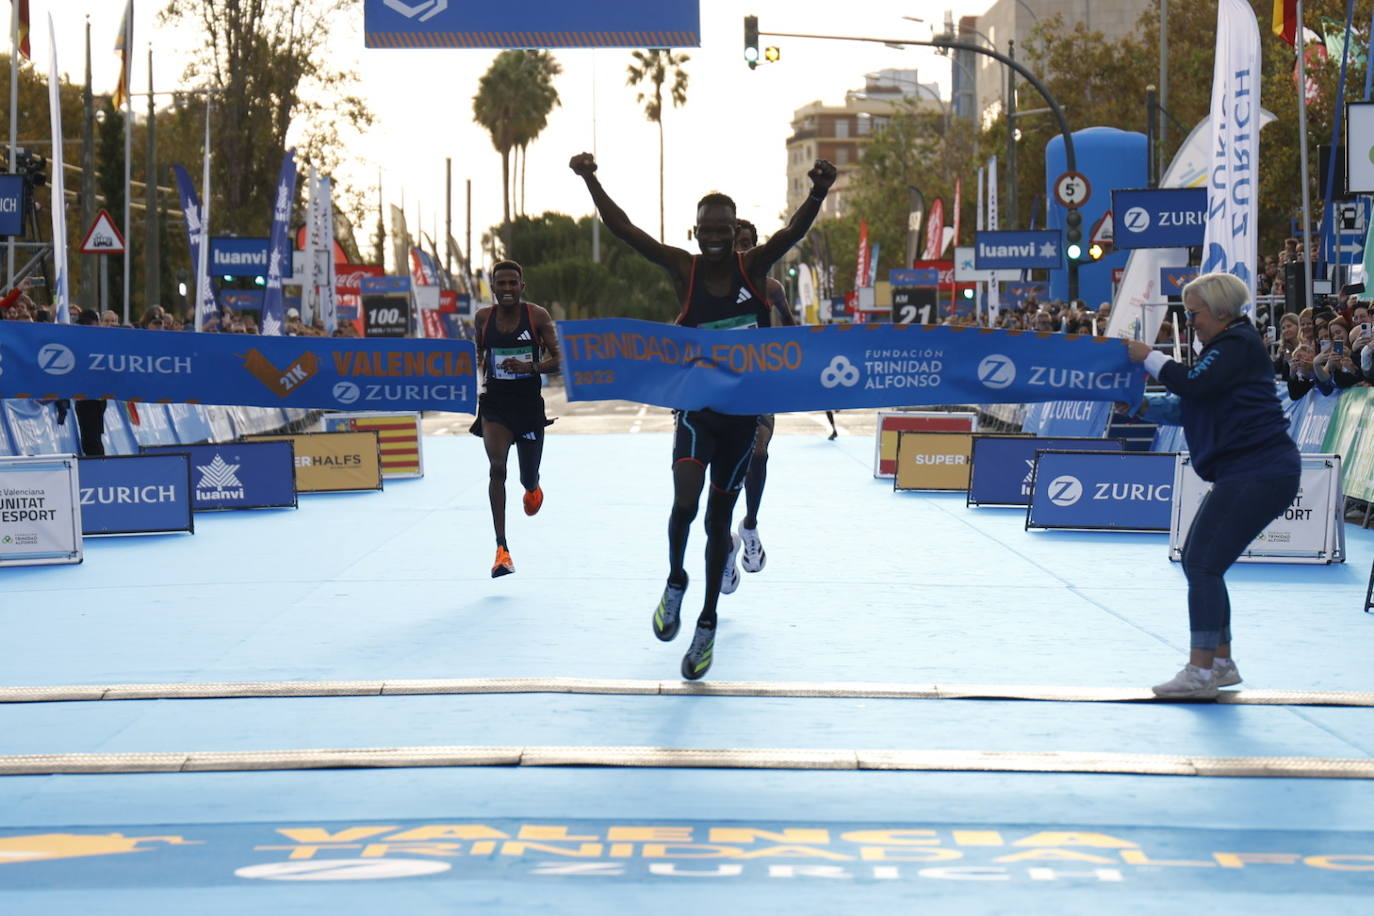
[1182,272,1248,320]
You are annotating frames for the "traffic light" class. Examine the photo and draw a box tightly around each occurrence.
[787,265,798,278]
[744,16,760,69]
[1065,209,1083,261]
[962,287,975,300]
[764,46,781,63]
[1087,243,1105,261]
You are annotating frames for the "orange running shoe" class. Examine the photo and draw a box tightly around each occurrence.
[491,545,515,578]
[523,485,544,516]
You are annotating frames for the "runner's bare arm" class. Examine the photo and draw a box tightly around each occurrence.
[767,278,797,326]
[531,305,561,373]
[569,152,690,279]
[750,159,837,274]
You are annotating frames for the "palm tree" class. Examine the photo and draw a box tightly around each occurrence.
[473,51,561,238]
[626,49,689,242]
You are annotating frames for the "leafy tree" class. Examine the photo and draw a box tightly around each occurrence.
[160,0,373,234]
[626,49,689,242]
[474,50,562,234]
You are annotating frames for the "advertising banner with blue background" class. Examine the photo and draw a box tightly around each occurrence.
[209,237,270,278]
[1027,450,1178,531]
[140,441,296,511]
[77,453,194,535]
[1020,400,1114,437]
[558,320,1143,414]
[889,268,941,286]
[1113,188,1208,249]
[363,0,700,49]
[974,230,1063,270]
[0,322,476,413]
[968,436,1124,507]
[0,174,24,236]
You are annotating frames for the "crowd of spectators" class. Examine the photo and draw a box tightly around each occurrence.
[0,280,362,337]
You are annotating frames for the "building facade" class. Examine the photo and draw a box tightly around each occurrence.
[966,0,1154,123]
[785,70,944,218]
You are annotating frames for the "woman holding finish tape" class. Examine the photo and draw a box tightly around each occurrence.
[1125,272,1301,700]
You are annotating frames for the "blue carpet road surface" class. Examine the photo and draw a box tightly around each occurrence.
[1,432,1372,914]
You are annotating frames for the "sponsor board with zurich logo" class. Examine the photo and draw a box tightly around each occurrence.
[1026,450,1180,532]
[76,453,195,536]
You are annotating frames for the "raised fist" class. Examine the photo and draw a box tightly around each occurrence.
[808,159,837,192]
[569,152,598,177]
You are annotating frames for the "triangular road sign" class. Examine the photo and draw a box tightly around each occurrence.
[1090,209,1114,247]
[80,209,126,254]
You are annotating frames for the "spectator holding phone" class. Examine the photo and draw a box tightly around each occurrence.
[1313,317,1361,392]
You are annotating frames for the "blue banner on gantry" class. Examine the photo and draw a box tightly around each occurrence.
[363,0,700,48]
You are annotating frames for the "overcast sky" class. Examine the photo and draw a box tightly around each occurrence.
[41,1,990,269]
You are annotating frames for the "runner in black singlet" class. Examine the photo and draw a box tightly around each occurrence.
[569,152,836,679]
[469,259,560,578]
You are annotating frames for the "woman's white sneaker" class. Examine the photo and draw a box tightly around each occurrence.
[1152,664,1221,699]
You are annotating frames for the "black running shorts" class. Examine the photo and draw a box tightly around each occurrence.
[672,408,759,492]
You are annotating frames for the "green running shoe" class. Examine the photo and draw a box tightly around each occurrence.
[654,582,686,641]
[681,621,716,680]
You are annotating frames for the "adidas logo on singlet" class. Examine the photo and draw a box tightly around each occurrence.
[736,287,752,304]
[517,330,532,340]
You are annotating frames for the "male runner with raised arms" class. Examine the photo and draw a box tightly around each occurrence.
[469,259,560,577]
[569,152,836,679]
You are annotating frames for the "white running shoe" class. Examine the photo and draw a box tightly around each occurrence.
[1212,658,1242,688]
[738,522,766,573]
[720,534,742,595]
[1152,664,1220,699]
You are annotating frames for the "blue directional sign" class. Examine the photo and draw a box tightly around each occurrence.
[209,237,270,277]
[1112,188,1207,249]
[363,0,700,49]
[974,230,1063,270]
[0,174,24,236]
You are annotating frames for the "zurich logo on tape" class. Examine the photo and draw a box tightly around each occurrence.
[333,382,361,405]
[1047,475,1083,506]
[977,354,1016,390]
[38,343,77,375]
[820,355,860,389]
[383,0,447,21]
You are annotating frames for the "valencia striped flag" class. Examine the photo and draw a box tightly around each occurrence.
[15,0,30,60]
[1273,0,1298,47]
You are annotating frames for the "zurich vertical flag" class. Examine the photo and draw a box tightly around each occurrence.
[1201,0,1261,312]
[261,148,297,336]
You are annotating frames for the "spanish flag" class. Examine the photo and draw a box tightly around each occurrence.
[1273,0,1298,46]
[112,0,132,108]
[15,0,29,60]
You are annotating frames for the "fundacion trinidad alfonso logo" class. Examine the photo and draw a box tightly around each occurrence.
[819,355,860,389]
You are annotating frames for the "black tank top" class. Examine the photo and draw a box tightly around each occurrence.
[479,303,541,396]
[677,253,770,330]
